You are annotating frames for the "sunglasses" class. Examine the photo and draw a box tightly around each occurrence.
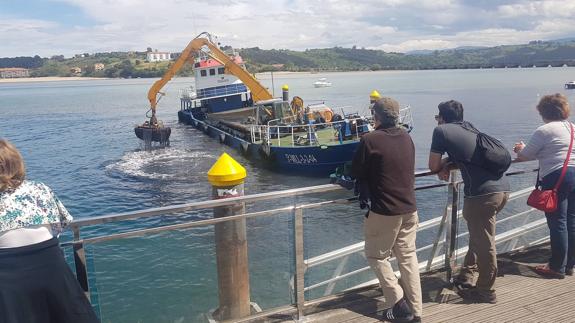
[434,115,440,120]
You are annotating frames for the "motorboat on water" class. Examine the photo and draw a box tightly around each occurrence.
[313,78,332,88]
[565,81,575,89]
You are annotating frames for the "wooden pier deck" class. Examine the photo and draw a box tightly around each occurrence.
[251,243,575,323]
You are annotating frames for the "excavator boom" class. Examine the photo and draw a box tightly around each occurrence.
[147,32,273,114]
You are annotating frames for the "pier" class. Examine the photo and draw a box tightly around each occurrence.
[60,160,563,322]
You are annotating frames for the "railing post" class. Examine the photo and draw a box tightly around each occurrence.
[72,226,91,301]
[445,171,459,283]
[293,207,306,321]
[426,204,450,271]
[208,153,251,321]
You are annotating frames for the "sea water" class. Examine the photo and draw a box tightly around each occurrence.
[1,68,575,322]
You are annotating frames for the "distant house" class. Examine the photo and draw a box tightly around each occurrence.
[70,67,82,74]
[0,68,29,78]
[94,63,105,71]
[146,50,171,62]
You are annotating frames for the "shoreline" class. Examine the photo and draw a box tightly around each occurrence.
[0,76,109,83]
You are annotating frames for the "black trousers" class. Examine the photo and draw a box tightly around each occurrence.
[0,237,100,323]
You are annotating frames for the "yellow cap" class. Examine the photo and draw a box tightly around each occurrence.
[370,90,381,99]
[282,84,289,90]
[207,153,247,187]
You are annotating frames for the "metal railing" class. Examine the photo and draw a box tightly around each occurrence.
[196,83,249,99]
[62,166,544,322]
[247,106,413,147]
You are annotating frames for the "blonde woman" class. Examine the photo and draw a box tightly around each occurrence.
[0,139,99,322]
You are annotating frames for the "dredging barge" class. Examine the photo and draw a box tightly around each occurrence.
[145,32,412,174]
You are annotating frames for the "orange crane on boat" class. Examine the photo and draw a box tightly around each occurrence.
[135,32,275,143]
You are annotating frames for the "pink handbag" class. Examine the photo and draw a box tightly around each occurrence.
[527,122,573,213]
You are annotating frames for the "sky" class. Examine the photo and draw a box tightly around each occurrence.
[2,0,575,57]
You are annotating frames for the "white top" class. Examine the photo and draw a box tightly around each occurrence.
[0,225,54,248]
[519,120,575,178]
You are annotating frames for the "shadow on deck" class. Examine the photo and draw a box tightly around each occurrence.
[248,243,574,323]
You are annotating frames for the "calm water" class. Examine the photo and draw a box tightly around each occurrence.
[1,68,575,322]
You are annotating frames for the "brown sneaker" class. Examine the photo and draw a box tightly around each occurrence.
[533,264,565,279]
[458,288,497,304]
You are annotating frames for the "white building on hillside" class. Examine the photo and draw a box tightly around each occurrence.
[146,50,171,62]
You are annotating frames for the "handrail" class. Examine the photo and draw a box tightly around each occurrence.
[69,183,342,228]
[63,164,543,322]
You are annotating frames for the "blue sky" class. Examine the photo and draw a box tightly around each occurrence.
[2,0,575,57]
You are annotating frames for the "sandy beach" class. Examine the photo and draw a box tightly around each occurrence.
[0,76,108,83]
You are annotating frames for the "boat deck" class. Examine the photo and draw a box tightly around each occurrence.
[265,126,361,147]
[246,243,574,323]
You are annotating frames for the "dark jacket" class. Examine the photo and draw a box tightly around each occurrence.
[351,125,417,215]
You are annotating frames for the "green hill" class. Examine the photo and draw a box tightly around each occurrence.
[2,40,575,78]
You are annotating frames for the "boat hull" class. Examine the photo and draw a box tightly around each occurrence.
[178,110,358,175]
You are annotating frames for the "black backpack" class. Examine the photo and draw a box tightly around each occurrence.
[461,122,511,177]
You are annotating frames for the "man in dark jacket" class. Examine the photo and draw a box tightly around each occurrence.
[352,97,422,323]
[428,100,510,304]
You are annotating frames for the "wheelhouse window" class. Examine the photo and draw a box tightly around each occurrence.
[200,70,207,77]
[218,67,225,74]
[209,69,216,76]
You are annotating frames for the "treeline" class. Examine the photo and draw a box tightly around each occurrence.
[0,56,44,69]
[3,40,575,78]
[0,51,193,78]
[240,40,575,72]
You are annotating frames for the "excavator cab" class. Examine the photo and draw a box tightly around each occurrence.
[255,99,294,125]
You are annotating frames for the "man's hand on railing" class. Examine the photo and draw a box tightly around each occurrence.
[436,162,457,181]
[437,167,450,181]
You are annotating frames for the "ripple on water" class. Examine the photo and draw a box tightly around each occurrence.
[104,147,216,180]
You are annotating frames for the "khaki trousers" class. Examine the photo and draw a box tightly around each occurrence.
[364,210,422,317]
[459,192,509,291]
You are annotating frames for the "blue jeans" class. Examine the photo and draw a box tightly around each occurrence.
[541,167,575,273]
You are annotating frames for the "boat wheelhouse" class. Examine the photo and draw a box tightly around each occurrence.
[188,51,253,113]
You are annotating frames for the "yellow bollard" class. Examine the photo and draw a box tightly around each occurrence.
[208,153,251,320]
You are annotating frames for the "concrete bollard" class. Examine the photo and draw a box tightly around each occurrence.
[207,153,250,321]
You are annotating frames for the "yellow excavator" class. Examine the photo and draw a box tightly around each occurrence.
[135,32,275,143]
[135,32,335,143]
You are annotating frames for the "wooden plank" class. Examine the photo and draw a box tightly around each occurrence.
[264,243,575,323]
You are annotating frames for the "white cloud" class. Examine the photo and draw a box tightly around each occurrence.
[498,0,575,18]
[1,0,574,57]
[373,39,455,52]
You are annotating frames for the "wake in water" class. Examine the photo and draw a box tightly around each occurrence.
[105,148,216,180]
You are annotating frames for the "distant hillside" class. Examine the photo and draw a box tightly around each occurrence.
[239,40,575,72]
[2,40,575,78]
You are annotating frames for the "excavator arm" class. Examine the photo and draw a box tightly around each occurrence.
[147,32,273,118]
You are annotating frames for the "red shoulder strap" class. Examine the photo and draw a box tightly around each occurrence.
[554,122,574,190]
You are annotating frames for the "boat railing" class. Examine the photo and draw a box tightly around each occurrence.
[179,87,197,99]
[61,164,543,322]
[196,83,249,99]
[247,116,371,147]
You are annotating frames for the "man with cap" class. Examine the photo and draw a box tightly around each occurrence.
[352,97,422,322]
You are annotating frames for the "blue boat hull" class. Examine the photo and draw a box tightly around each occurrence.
[178,109,359,176]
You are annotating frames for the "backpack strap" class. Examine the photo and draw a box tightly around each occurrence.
[553,122,574,191]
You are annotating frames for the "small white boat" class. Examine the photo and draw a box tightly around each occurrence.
[313,78,332,88]
[565,81,575,90]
